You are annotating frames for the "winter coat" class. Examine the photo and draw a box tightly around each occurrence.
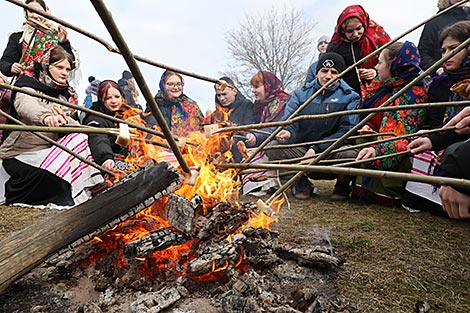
[417,7,470,73]
[0,84,78,159]
[82,101,123,165]
[283,79,360,153]
[327,41,362,92]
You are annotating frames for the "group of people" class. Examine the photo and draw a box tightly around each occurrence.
[0,0,468,220]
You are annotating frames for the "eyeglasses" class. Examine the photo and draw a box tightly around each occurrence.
[165,82,183,88]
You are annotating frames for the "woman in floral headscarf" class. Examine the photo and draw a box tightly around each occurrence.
[0,0,74,78]
[0,46,103,207]
[327,5,391,94]
[353,41,427,205]
[242,70,291,196]
[144,70,204,137]
[245,70,291,148]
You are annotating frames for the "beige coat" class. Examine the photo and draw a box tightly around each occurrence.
[0,87,78,159]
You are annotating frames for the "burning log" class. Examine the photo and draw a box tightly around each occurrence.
[188,240,242,277]
[275,243,343,269]
[0,162,183,293]
[162,193,198,235]
[124,227,188,258]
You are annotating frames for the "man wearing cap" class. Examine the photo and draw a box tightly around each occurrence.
[305,35,330,84]
[267,52,360,200]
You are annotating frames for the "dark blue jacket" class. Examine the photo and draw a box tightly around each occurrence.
[283,79,360,153]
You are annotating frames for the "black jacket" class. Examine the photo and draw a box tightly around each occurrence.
[0,31,73,77]
[327,41,362,92]
[82,102,120,165]
[214,92,255,127]
[417,7,470,73]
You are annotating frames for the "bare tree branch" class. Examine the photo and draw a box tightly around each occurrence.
[221,6,317,97]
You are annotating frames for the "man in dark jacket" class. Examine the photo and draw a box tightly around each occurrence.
[208,77,255,162]
[417,0,470,75]
[267,52,360,200]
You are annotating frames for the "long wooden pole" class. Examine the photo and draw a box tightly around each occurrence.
[5,0,219,84]
[240,0,469,164]
[218,163,470,190]
[262,36,470,207]
[90,0,191,175]
[214,101,469,134]
[0,82,194,146]
[0,108,114,176]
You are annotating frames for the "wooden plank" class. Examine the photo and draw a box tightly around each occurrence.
[0,162,182,293]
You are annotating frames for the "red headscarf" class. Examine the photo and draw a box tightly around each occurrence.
[329,5,391,68]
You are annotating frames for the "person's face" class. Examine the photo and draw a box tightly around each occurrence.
[375,50,392,81]
[343,17,364,42]
[317,67,340,86]
[252,84,266,102]
[103,87,123,112]
[48,59,71,84]
[441,36,466,72]
[318,41,329,54]
[164,74,183,98]
[25,2,46,23]
[216,86,237,106]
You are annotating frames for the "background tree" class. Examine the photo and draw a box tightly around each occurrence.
[222,6,317,98]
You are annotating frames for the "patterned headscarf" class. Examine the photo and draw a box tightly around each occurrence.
[154,70,204,137]
[329,5,391,68]
[36,48,78,116]
[20,18,61,78]
[362,41,423,111]
[254,71,290,123]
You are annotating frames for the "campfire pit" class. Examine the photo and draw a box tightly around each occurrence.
[0,193,352,312]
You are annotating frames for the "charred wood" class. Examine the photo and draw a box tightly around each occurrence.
[124,227,188,258]
[0,162,182,294]
[275,243,343,269]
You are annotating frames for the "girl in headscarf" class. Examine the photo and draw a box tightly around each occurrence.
[327,5,391,94]
[354,41,427,205]
[242,70,291,196]
[82,80,134,173]
[0,0,74,78]
[144,70,204,138]
[0,46,103,207]
[403,20,470,214]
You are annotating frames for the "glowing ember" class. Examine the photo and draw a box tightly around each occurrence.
[87,106,284,281]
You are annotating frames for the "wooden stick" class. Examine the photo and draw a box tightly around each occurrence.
[214,101,469,134]
[0,82,195,147]
[262,36,470,207]
[0,109,114,176]
[240,0,469,164]
[218,163,470,190]
[333,150,410,168]
[90,0,193,175]
[262,132,396,151]
[7,0,467,86]
[5,0,219,85]
[331,126,457,155]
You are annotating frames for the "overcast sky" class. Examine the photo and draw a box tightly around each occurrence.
[0,0,438,113]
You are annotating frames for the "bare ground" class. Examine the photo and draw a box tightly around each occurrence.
[0,180,469,312]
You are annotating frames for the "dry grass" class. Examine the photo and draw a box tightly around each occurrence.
[0,181,469,312]
[266,180,470,312]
